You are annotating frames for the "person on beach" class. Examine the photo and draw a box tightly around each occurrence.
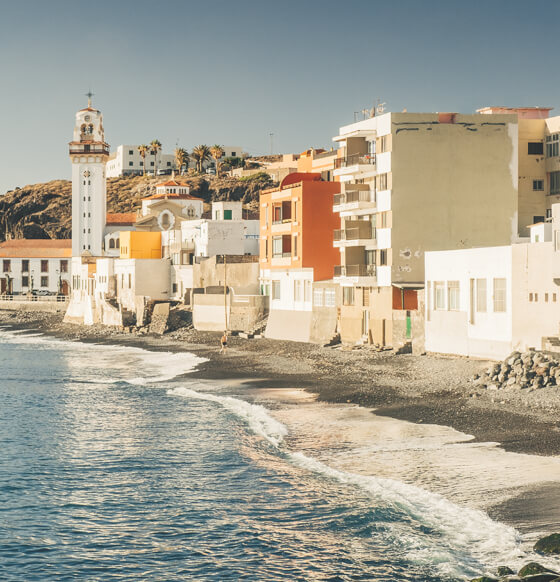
[220,332,228,353]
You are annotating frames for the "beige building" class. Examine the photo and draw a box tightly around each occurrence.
[332,110,520,347]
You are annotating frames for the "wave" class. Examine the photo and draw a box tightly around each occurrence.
[167,383,534,580]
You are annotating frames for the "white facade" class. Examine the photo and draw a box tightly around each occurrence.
[260,268,314,313]
[70,102,109,257]
[425,232,560,359]
[114,258,171,311]
[0,257,70,295]
[106,145,247,178]
[106,145,175,177]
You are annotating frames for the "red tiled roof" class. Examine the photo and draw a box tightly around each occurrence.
[0,239,71,258]
[106,212,137,225]
[145,193,204,201]
[280,172,322,188]
[156,180,187,187]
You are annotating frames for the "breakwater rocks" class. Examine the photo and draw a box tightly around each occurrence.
[472,351,560,392]
[470,534,560,581]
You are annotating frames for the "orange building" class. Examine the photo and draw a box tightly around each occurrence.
[259,173,340,341]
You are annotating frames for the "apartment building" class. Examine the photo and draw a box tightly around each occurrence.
[106,145,176,177]
[259,173,340,342]
[332,110,520,347]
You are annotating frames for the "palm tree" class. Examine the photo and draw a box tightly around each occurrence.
[191,144,211,173]
[138,144,149,176]
[210,144,225,176]
[174,147,189,175]
[150,139,162,175]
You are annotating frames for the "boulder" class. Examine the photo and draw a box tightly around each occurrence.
[470,577,498,582]
[518,562,559,577]
[534,533,560,555]
[497,566,515,576]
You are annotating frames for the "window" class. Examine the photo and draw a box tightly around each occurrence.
[150,161,154,167]
[325,289,336,307]
[547,134,559,158]
[377,173,388,190]
[272,280,281,300]
[529,293,534,302]
[231,151,236,157]
[314,288,324,306]
[172,283,178,294]
[109,239,115,249]
[2,260,10,273]
[533,216,544,225]
[41,260,48,273]
[379,249,388,266]
[294,280,302,302]
[304,280,311,302]
[528,142,544,155]
[60,260,68,273]
[272,237,283,258]
[551,171,560,195]
[224,209,232,220]
[140,161,143,167]
[129,161,133,166]
[167,162,171,167]
[493,278,507,312]
[293,234,298,257]
[362,288,370,307]
[129,150,133,155]
[128,273,132,288]
[40,276,48,287]
[545,293,549,302]
[535,293,539,302]
[476,279,487,312]
[22,276,29,288]
[547,209,552,219]
[533,180,544,191]
[22,260,29,273]
[342,286,355,306]
[447,281,460,311]
[554,294,557,302]
[434,281,445,310]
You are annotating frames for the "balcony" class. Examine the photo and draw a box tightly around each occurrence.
[334,264,377,285]
[334,153,376,170]
[69,143,110,156]
[333,189,376,214]
[334,222,375,247]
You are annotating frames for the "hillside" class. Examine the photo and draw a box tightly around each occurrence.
[0,172,275,241]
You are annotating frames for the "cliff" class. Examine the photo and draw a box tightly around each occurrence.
[0,172,274,241]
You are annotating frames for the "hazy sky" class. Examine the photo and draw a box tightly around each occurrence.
[1,0,558,193]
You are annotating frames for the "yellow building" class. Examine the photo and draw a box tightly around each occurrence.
[119,231,162,259]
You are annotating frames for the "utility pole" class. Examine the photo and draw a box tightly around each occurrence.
[223,254,228,331]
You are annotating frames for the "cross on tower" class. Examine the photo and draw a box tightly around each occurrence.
[85,90,94,108]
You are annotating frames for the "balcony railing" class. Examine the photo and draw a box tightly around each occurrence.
[334,224,373,241]
[334,265,377,277]
[69,144,110,156]
[334,153,376,169]
[334,190,376,206]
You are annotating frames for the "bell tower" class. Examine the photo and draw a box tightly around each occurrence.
[69,92,109,257]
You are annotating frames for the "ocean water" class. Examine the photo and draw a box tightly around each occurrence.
[0,329,557,581]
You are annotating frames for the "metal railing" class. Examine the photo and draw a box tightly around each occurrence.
[334,190,375,206]
[0,294,69,302]
[334,265,376,277]
[334,153,376,169]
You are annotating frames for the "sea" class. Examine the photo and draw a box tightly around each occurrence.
[1,328,560,581]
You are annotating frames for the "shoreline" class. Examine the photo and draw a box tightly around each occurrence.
[3,310,560,458]
[3,310,560,534]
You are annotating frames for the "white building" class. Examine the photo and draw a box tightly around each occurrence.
[425,206,560,360]
[0,240,71,295]
[106,145,175,177]
[106,145,248,177]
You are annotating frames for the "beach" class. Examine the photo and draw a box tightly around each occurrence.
[3,309,560,540]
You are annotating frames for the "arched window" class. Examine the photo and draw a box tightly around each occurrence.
[116,238,120,249]
[88,124,94,134]
[109,238,115,249]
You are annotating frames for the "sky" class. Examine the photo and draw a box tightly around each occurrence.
[0,0,559,193]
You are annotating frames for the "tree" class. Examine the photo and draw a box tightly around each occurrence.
[174,147,189,174]
[138,144,149,176]
[191,144,211,173]
[150,139,162,175]
[210,144,225,176]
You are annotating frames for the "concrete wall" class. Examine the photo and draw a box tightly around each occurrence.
[511,242,560,350]
[392,289,425,354]
[192,292,268,332]
[115,258,170,311]
[194,257,259,295]
[0,299,68,313]
[390,112,519,285]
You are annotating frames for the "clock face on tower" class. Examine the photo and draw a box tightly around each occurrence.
[84,115,91,122]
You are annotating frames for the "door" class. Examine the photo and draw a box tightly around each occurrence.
[61,280,69,296]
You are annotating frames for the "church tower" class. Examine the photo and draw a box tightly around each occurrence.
[69,94,109,257]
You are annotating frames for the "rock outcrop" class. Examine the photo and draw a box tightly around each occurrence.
[472,350,560,391]
[0,172,274,242]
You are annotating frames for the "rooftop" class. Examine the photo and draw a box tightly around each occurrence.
[106,212,137,226]
[0,239,72,258]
